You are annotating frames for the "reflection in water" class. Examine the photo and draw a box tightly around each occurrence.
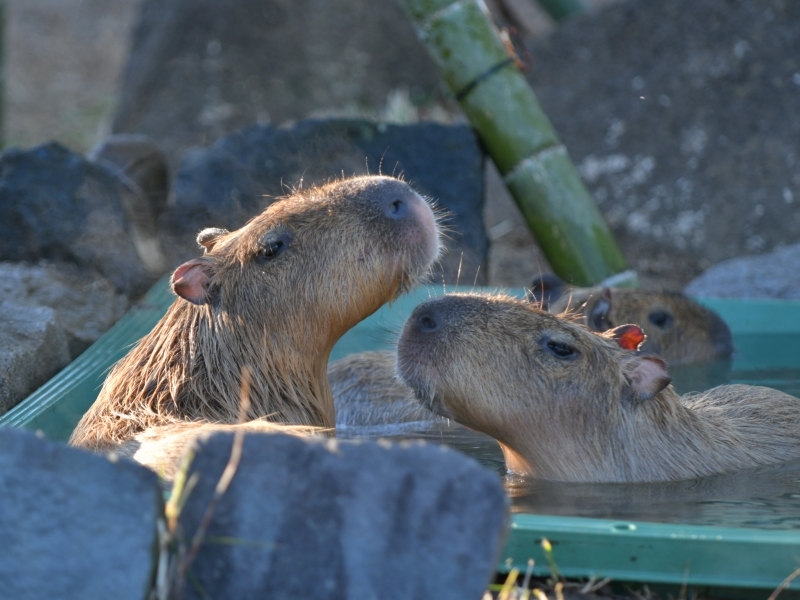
[341,354,800,531]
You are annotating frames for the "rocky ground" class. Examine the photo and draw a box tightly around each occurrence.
[3,0,602,292]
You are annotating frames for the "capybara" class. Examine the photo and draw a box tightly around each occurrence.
[70,176,441,452]
[330,350,439,428]
[396,293,800,483]
[528,274,733,365]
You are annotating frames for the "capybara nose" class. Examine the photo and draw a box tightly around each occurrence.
[382,195,411,220]
[417,312,438,333]
[412,306,444,334]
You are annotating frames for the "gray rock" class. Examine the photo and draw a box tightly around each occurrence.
[685,244,800,299]
[112,0,442,168]
[175,432,508,600]
[0,261,129,358]
[0,142,156,297]
[0,301,70,414]
[524,0,800,287]
[169,119,487,284]
[0,427,162,600]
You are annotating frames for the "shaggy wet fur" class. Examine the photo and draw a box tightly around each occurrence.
[396,293,800,483]
[70,176,441,452]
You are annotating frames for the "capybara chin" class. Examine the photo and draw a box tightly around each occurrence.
[529,274,733,365]
[70,176,441,452]
[396,293,800,483]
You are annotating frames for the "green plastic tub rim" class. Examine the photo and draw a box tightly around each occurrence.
[3,275,800,594]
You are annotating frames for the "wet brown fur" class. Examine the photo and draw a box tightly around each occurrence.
[397,293,800,483]
[70,176,441,452]
[538,283,733,365]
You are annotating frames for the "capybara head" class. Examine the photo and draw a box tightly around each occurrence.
[397,293,800,482]
[528,274,733,365]
[71,176,441,450]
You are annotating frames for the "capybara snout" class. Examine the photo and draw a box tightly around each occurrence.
[398,293,800,483]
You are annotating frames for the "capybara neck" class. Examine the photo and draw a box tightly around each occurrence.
[70,176,441,451]
[397,293,800,483]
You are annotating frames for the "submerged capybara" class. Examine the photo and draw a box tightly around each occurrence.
[396,293,800,483]
[330,350,438,428]
[528,274,733,365]
[70,176,441,453]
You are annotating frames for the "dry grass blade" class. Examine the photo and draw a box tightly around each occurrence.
[768,565,800,600]
[176,367,253,586]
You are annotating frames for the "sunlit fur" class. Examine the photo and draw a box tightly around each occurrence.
[397,293,800,483]
[541,285,733,365]
[70,176,441,452]
[115,420,322,481]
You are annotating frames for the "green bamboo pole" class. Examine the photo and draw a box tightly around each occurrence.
[536,0,585,22]
[398,0,630,287]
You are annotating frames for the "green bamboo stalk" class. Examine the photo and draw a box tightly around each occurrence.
[398,0,629,287]
[536,0,585,22]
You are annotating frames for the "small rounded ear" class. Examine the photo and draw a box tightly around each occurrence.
[608,324,646,351]
[620,353,671,401]
[197,228,229,253]
[171,257,215,305]
[527,274,567,310]
[588,288,612,331]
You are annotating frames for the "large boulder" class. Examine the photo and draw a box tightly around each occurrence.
[524,0,800,287]
[0,427,162,600]
[0,142,156,297]
[0,302,70,414]
[169,119,487,283]
[112,0,442,167]
[685,243,800,299]
[175,432,508,600]
[0,261,129,359]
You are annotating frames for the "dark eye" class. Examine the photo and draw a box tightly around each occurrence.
[546,340,575,359]
[648,311,673,329]
[257,238,286,261]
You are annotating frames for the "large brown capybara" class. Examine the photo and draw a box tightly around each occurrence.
[70,176,441,454]
[528,274,733,366]
[396,293,800,483]
[331,273,734,427]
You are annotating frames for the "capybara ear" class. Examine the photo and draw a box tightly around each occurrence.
[607,324,646,351]
[171,257,215,305]
[527,274,567,310]
[196,228,229,253]
[588,288,612,331]
[620,353,671,401]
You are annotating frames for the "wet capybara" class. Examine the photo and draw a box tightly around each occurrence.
[396,293,800,483]
[70,176,441,452]
[528,274,733,365]
[330,350,439,428]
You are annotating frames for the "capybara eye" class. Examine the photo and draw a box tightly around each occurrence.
[648,311,673,329]
[546,340,575,359]
[256,235,289,261]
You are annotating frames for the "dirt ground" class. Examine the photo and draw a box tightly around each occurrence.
[3,0,622,290]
